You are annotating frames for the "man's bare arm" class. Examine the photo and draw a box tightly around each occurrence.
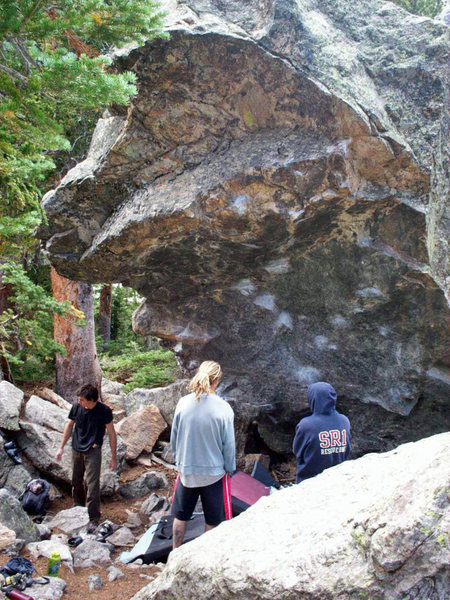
[56,420,74,461]
[106,421,117,470]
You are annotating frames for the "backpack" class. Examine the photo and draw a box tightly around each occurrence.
[20,479,50,516]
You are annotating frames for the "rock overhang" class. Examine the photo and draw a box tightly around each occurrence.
[40,0,450,455]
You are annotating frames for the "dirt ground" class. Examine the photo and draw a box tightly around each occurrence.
[1,464,178,600]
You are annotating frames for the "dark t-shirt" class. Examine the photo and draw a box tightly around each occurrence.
[68,401,113,452]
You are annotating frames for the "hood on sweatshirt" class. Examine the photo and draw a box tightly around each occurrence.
[307,382,337,414]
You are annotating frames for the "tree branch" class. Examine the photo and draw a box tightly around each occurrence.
[0,63,28,87]
[7,36,40,74]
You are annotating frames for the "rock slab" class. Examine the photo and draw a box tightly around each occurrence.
[116,405,167,460]
[132,432,450,600]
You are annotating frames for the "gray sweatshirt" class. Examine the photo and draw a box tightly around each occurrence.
[170,392,236,477]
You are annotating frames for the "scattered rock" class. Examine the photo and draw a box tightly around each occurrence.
[0,431,39,493]
[0,381,23,430]
[148,509,171,526]
[72,538,112,568]
[119,472,169,499]
[140,494,170,517]
[102,378,125,396]
[0,525,16,550]
[4,537,26,556]
[27,576,66,600]
[116,406,167,460]
[124,510,142,529]
[36,523,52,540]
[160,442,175,465]
[46,506,89,533]
[0,488,40,543]
[107,565,125,582]
[107,526,135,547]
[87,573,103,591]
[26,538,73,566]
[100,470,121,496]
[48,483,64,502]
[132,433,450,600]
[34,387,71,411]
[112,409,126,423]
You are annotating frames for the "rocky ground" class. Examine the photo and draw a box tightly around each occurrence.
[0,378,296,600]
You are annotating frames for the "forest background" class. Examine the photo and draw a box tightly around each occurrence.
[0,0,443,396]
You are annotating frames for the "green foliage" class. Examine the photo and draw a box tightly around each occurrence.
[0,261,82,381]
[390,0,443,17]
[101,349,177,392]
[0,0,166,218]
[0,1,166,380]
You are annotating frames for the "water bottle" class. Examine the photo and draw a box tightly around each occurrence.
[46,551,61,577]
[5,590,35,600]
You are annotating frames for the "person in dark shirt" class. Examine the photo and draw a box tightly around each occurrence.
[56,384,117,532]
[293,381,351,484]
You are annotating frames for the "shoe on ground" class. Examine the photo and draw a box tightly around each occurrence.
[87,521,99,534]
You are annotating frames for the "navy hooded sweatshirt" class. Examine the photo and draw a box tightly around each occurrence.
[292,382,351,483]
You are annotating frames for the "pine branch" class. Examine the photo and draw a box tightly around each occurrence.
[7,36,40,74]
[0,63,28,87]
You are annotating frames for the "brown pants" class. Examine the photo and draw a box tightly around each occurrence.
[72,446,102,522]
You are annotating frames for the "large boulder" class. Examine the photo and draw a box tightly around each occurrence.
[116,405,167,460]
[0,431,39,494]
[132,432,450,600]
[124,380,189,424]
[39,0,449,455]
[0,381,23,430]
[0,488,40,544]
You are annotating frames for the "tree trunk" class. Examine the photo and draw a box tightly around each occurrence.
[51,266,102,403]
[0,270,14,383]
[99,284,112,351]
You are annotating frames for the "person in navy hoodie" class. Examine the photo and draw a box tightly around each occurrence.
[293,381,351,484]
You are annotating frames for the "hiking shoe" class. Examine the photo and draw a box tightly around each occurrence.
[87,521,99,534]
[95,521,114,543]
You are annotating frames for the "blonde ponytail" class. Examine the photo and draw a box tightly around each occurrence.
[188,361,222,402]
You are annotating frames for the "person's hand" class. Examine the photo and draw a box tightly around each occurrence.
[55,448,63,462]
[109,457,117,471]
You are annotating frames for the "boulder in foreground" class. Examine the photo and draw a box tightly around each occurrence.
[132,432,450,600]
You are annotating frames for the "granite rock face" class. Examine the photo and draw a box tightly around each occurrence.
[132,432,450,600]
[40,0,449,454]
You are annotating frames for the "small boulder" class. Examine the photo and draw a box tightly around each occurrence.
[72,538,112,568]
[34,387,71,411]
[26,538,73,569]
[140,494,170,516]
[0,381,23,430]
[102,378,125,396]
[116,406,167,460]
[0,525,16,550]
[120,472,169,499]
[28,576,66,600]
[107,566,124,581]
[124,510,142,529]
[88,574,103,591]
[107,526,135,547]
[46,506,89,533]
[22,395,66,432]
[0,488,40,543]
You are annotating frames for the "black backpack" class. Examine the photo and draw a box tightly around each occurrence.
[20,479,50,516]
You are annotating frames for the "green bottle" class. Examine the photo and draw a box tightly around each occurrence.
[46,551,61,577]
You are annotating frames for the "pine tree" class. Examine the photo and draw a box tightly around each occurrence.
[0,0,166,379]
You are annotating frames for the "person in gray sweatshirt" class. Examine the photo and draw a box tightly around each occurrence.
[170,360,236,548]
